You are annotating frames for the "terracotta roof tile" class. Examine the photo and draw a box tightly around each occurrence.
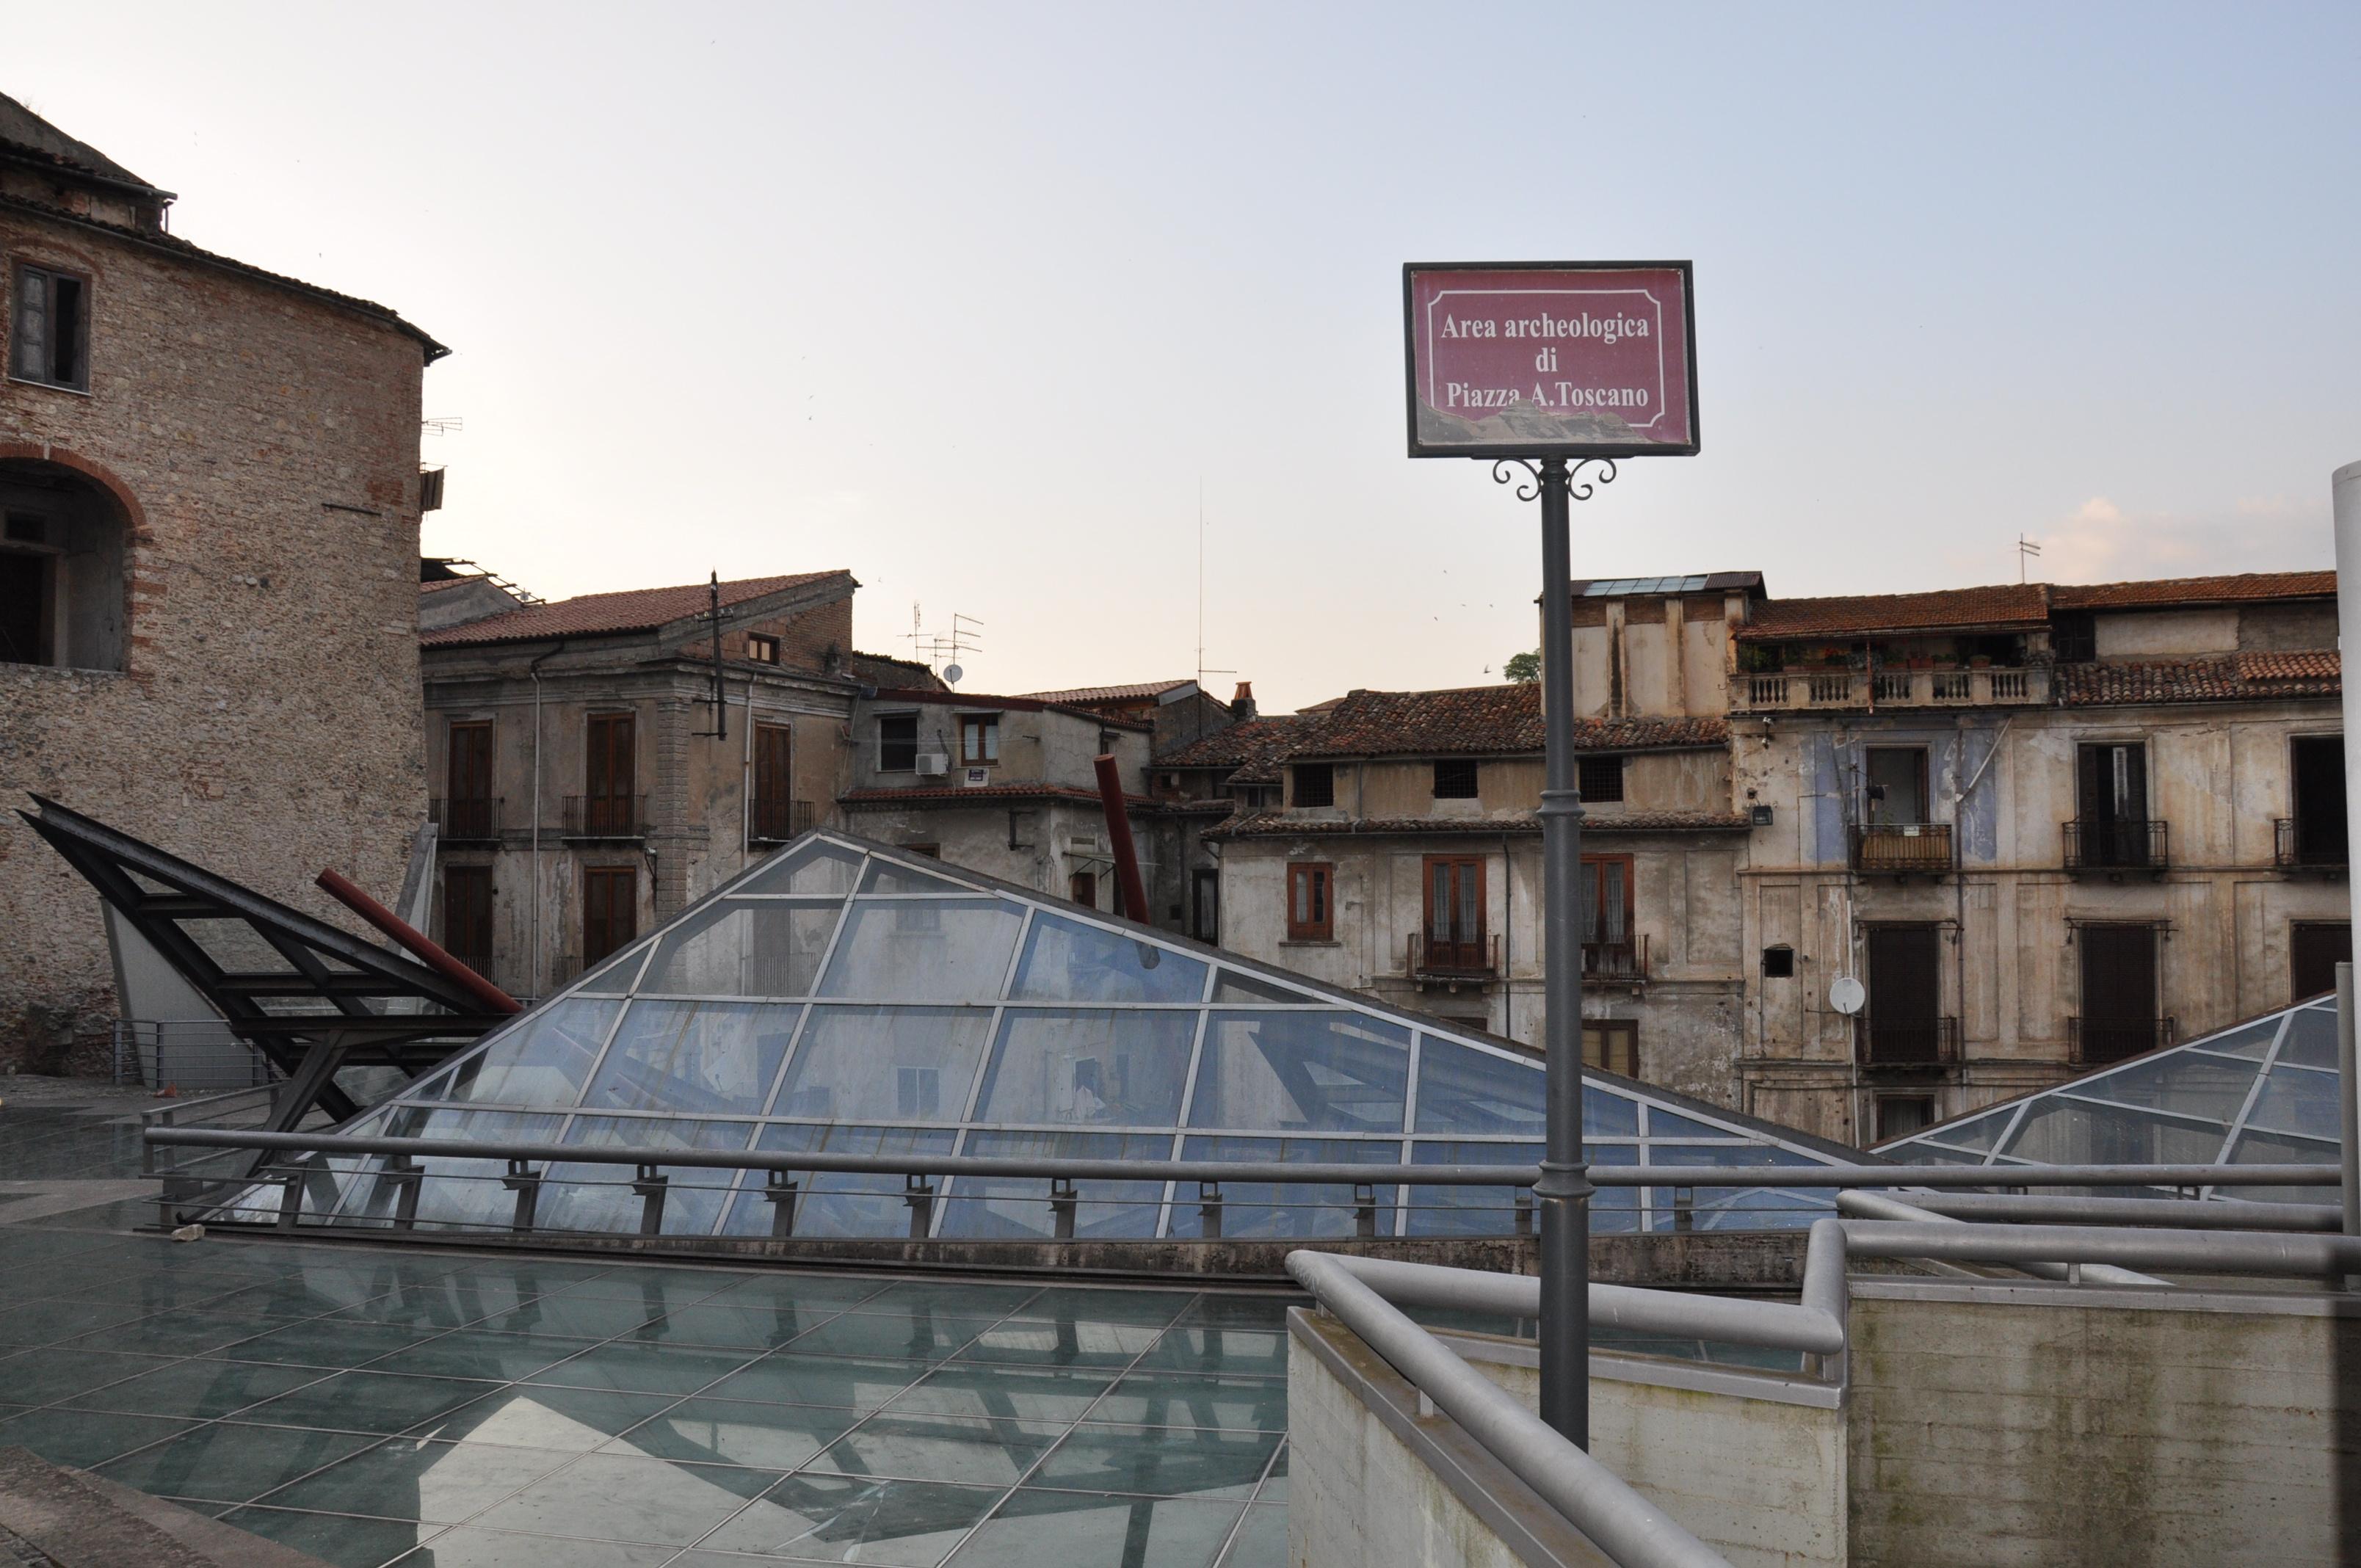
[1206,808,1751,840]
[1275,684,1726,759]
[841,783,1157,809]
[2056,652,2340,707]
[847,650,946,691]
[1156,716,1315,782]
[1018,679,1199,705]
[2051,571,2335,609]
[421,572,848,648]
[1737,584,2049,642]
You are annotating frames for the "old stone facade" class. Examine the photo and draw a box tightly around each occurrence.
[0,93,442,1071]
[419,568,936,996]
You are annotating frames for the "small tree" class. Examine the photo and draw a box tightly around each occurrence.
[1503,649,1542,683]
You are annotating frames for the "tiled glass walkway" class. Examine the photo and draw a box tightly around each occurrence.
[0,1221,1288,1567]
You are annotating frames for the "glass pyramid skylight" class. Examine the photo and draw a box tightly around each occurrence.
[1877,997,2342,1202]
[230,833,1862,1241]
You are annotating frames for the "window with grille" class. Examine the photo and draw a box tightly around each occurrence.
[877,712,918,772]
[1578,754,1625,802]
[1433,759,1479,799]
[1292,763,1335,807]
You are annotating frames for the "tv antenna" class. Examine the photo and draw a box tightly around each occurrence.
[2017,533,2042,583]
[916,613,984,684]
[421,416,465,438]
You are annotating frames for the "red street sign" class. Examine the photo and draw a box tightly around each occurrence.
[1404,262,1697,459]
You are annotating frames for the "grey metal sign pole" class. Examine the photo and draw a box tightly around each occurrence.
[1500,454,1611,1448]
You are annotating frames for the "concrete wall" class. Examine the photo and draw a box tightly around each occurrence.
[1848,1281,2361,1567]
[0,205,432,1071]
[1564,591,1744,720]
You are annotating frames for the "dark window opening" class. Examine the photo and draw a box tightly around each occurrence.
[1582,854,1640,981]
[1865,747,1928,823]
[1286,863,1333,940]
[752,722,797,841]
[1761,945,1796,979]
[2291,922,2351,1004]
[583,712,637,836]
[442,865,495,981]
[10,265,89,391]
[877,712,918,772]
[1292,763,1335,808]
[2051,611,2096,664]
[1865,923,1946,1065]
[1069,870,1097,909]
[1190,868,1220,943]
[443,721,496,839]
[904,843,940,858]
[0,473,128,672]
[1578,754,1625,803]
[2073,741,2156,868]
[1876,1095,1935,1141]
[0,548,48,666]
[2077,923,2163,1064]
[1433,758,1479,799]
[2291,736,2347,867]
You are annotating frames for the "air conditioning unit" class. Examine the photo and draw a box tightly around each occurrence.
[915,752,951,776]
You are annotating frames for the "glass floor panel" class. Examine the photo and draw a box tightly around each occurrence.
[0,1217,1292,1568]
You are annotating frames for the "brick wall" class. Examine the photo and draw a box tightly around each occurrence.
[0,204,434,1072]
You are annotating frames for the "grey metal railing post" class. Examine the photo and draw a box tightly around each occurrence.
[502,1159,542,1233]
[902,1174,935,1238]
[1198,1180,1224,1239]
[1535,454,1595,1448]
[631,1165,669,1235]
[763,1170,800,1238]
[381,1153,424,1230]
[1514,1189,1534,1237]
[2338,963,2357,1282]
[1050,1177,1078,1240]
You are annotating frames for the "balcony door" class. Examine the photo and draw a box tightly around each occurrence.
[446,722,493,838]
[1865,747,1927,824]
[2291,736,2347,866]
[586,713,637,836]
[1424,855,1486,972]
[583,865,637,970]
[2077,741,2150,868]
[752,722,794,841]
[442,865,494,979]
[1581,854,1635,979]
[2079,923,2159,1064]
[1865,924,1942,1064]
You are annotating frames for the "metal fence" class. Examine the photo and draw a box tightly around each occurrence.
[111,1020,272,1093]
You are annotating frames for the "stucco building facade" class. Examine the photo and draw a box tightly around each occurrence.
[0,92,443,1071]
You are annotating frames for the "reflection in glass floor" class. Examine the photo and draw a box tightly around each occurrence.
[0,1221,1287,1567]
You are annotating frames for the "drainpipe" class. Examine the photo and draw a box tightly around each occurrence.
[527,641,566,998]
[741,678,755,871]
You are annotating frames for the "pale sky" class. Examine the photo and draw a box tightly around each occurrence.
[12,4,2359,711]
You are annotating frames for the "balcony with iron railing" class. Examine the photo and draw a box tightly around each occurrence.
[2062,818,2169,875]
[1582,934,1649,986]
[430,796,503,844]
[1737,666,2047,714]
[750,797,819,846]
[1854,1015,1960,1070]
[2069,1015,2176,1067]
[1849,821,1954,876]
[2274,816,2348,874]
[561,795,650,841]
[1407,932,1500,984]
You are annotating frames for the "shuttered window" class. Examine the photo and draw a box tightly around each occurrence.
[10,264,88,391]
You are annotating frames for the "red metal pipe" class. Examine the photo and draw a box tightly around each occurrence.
[1092,754,1151,923]
[316,867,522,1015]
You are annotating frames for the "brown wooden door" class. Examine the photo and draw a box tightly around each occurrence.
[753,722,794,841]
[446,722,493,838]
[2079,924,2158,1064]
[586,713,636,835]
[2291,922,2351,1003]
[1424,856,1486,972]
[583,865,637,968]
[443,865,494,978]
[1866,925,1942,1064]
[1581,855,1635,979]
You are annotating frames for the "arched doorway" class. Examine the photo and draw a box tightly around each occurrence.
[0,458,131,672]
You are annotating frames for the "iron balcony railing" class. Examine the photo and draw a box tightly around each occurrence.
[561,794,649,839]
[750,796,818,845]
[1849,822,1954,874]
[1854,1015,1960,1069]
[2070,1015,2176,1067]
[2063,818,2169,873]
[2274,817,2348,871]
[1407,931,1500,981]
[1738,667,2047,714]
[1583,934,1649,984]
[429,796,503,842]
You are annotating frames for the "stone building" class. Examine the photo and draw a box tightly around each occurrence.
[0,92,444,1070]
[418,567,937,996]
[1731,570,2347,1144]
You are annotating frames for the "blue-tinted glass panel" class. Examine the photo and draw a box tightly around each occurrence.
[1644,1108,1746,1140]
[858,860,978,895]
[743,838,866,895]
[1211,969,1317,1003]
[973,1009,1196,1127]
[437,1000,621,1107]
[2072,1051,2254,1125]
[2006,1098,2227,1166]
[2243,1068,2341,1141]
[1414,1039,1541,1137]
[336,1110,565,1230]
[579,1001,796,1117]
[1187,1012,1409,1134]
[722,1124,960,1237]
[940,1131,1170,1240]
[1008,915,1207,1004]
[1404,1141,1537,1236]
[818,901,1023,1000]
[639,901,840,998]
[2277,1006,2338,1068]
[537,1117,755,1236]
[773,1006,993,1122]
[2196,1017,2290,1060]
[1169,1137,1398,1239]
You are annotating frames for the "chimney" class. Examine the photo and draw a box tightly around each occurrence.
[1231,680,1256,721]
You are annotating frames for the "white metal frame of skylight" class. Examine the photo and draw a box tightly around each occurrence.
[232,832,1865,1242]
[1876,996,2341,1202]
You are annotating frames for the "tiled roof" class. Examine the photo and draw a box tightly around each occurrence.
[418,576,473,595]
[1279,684,1727,760]
[1206,809,1752,841]
[840,783,1157,809]
[846,650,946,692]
[863,688,1156,732]
[1737,584,2049,642]
[1017,679,1199,705]
[2057,652,2340,708]
[0,91,166,194]
[421,572,848,648]
[1156,716,1315,783]
[2051,571,2334,609]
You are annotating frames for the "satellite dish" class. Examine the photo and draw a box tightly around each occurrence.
[943,663,963,686]
[1829,975,1865,1016]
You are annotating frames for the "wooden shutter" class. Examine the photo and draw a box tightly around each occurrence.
[586,713,635,834]
[443,866,494,975]
[1866,925,1942,1064]
[1423,856,1485,970]
[2078,924,2158,1064]
[11,269,46,381]
[583,865,637,968]
[754,722,793,839]
[2290,923,2351,1004]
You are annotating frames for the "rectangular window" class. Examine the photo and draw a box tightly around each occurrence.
[2074,741,2153,868]
[0,544,54,667]
[1581,854,1636,979]
[1866,746,1928,823]
[445,721,496,839]
[2291,736,2346,867]
[10,264,89,391]
[2291,921,2352,1003]
[1422,855,1487,971]
[877,712,918,772]
[582,865,637,968]
[746,633,780,664]
[1578,754,1625,803]
[752,722,795,841]
[960,713,1000,766]
[1582,1020,1639,1077]
[1069,870,1098,909]
[1190,868,1220,943]
[1291,763,1335,808]
[584,711,637,836]
[1865,923,1945,1065]
[442,865,495,979]
[1433,759,1480,799]
[2078,923,2161,1065]
[1875,1095,1935,1141]
[1286,863,1333,941]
